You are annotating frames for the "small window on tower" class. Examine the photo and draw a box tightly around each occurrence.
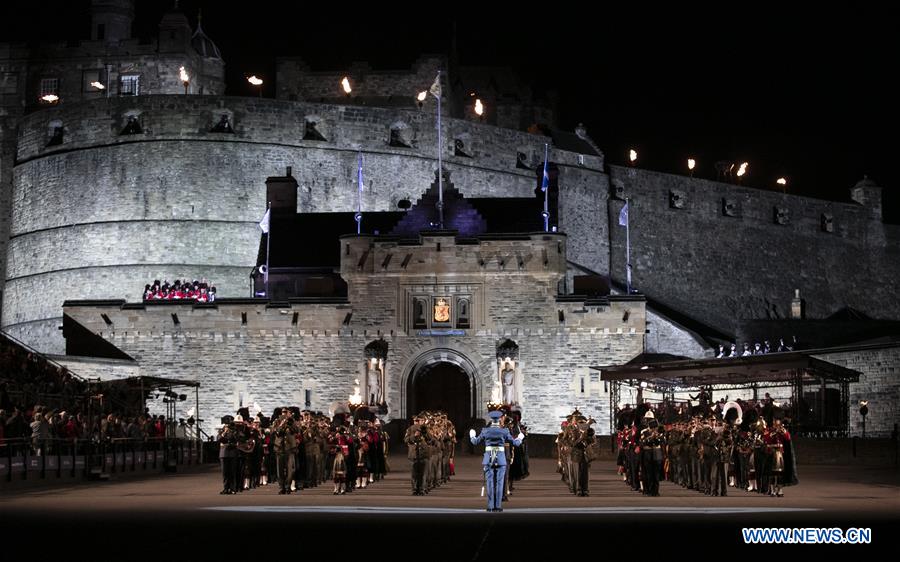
[119,75,140,96]
[39,78,59,102]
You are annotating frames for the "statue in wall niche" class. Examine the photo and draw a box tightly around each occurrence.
[742,343,752,356]
[729,344,738,357]
[501,363,516,405]
[716,344,726,358]
[367,363,383,405]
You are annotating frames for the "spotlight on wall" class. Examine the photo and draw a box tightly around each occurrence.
[416,90,427,108]
[687,158,696,177]
[41,94,60,103]
[629,149,638,165]
[90,81,105,90]
[341,76,352,96]
[474,98,484,119]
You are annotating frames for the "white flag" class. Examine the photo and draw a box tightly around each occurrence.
[428,72,441,99]
[258,208,271,233]
[618,201,629,227]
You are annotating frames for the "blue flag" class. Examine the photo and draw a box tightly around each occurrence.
[618,201,629,226]
[541,150,549,193]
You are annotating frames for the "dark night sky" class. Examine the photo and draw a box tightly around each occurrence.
[3,2,898,221]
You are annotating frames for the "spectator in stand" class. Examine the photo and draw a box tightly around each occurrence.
[30,410,51,455]
[142,278,215,301]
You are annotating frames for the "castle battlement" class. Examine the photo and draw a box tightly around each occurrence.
[15,95,602,172]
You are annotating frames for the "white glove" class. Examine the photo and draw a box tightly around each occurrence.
[469,429,476,439]
[517,432,525,441]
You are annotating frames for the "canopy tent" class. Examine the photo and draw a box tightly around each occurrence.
[593,350,860,436]
[98,375,202,438]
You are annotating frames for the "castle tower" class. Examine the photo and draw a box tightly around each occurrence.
[158,2,192,53]
[90,0,135,43]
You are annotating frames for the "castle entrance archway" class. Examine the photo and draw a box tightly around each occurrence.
[402,349,481,441]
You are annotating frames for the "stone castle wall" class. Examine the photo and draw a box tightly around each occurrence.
[4,95,606,353]
[63,299,645,435]
[607,166,899,336]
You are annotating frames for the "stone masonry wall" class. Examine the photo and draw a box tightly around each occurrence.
[6,96,606,353]
[276,56,443,105]
[63,301,645,435]
[608,166,900,336]
[813,345,900,438]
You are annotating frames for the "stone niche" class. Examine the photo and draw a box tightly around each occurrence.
[611,179,626,200]
[821,212,834,233]
[669,189,687,209]
[722,198,741,217]
[773,206,790,225]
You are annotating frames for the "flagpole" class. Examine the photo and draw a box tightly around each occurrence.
[356,151,363,235]
[265,201,271,298]
[625,197,631,294]
[436,70,443,229]
[542,143,549,232]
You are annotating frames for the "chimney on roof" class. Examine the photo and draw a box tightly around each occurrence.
[791,289,805,320]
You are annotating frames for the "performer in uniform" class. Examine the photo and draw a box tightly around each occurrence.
[469,408,524,512]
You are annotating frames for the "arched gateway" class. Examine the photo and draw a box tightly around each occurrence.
[401,349,482,437]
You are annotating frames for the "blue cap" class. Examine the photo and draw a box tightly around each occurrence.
[488,410,503,421]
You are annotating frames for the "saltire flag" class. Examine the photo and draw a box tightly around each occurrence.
[258,207,271,233]
[541,157,549,193]
[618,201,629,227]
[429,72,441,98]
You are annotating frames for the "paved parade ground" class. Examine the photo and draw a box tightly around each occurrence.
[3,456,897,559]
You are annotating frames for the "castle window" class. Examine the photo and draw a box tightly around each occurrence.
[39,78,59,100]
[119,75,140,96]
[456,297,471,329]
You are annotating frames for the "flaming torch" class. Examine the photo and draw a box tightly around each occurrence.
[179,66,190,95]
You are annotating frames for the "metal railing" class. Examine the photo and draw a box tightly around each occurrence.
[0,436,209,483]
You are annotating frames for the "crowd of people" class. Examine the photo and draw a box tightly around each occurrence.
[142,279,217,302]
[614,402,799,498]
[716,335,800,358]
[1,335,88,413]
[217,406,389,495]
